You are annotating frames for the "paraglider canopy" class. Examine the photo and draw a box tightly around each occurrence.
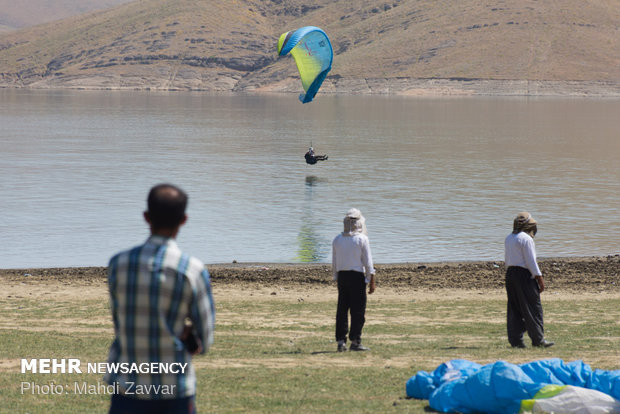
[277,26,333,103]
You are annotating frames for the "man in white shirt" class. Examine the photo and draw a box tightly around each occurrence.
[332,208,376,352]
[504,212,554,348]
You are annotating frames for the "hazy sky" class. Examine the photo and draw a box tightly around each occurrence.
[0,0,133,30]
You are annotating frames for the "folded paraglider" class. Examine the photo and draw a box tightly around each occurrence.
[406,358,620,413]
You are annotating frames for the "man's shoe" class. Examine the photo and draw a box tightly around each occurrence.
[337,342,347,352]
[511,342,527,349]
[350,343,370,351]
[534,339,555,348]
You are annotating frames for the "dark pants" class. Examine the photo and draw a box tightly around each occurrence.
[505,266,545,346]
[109,394,196,414]
[336,271,367,343]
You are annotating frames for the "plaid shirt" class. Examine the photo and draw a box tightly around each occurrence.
[105,235,215,399]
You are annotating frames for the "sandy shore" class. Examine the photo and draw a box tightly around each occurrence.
[1,256,618,295]
[3,78,620,97]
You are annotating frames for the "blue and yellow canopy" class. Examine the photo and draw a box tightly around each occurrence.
[277,26,333,103]
[406,359,620,413]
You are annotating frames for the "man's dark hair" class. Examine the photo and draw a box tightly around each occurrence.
[147,184,188,229]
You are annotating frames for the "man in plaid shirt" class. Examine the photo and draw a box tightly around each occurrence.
[105,184,215,414]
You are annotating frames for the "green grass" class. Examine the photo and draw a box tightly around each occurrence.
[1,291,618,413]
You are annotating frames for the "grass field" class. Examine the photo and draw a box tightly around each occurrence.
[1,278,618,413]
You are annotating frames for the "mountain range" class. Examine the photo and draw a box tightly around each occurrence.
[0,0,618,96]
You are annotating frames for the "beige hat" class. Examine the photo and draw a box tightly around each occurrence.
[513,211,538,236]
[343,208,367,236]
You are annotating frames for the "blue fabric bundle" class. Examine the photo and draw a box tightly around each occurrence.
[406,359,620,413]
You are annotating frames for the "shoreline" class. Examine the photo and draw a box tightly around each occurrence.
[1,255,618,292]
[2,78,620,98]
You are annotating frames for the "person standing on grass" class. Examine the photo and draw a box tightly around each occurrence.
[332,208,376,352]
[504,211,554,349]
[105,184,215,414]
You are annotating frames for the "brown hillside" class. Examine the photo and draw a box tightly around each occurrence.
[0,0,618,95]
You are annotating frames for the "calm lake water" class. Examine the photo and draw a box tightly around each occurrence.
[1,89,618,268]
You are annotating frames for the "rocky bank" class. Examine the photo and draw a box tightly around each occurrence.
[1,256,618,293]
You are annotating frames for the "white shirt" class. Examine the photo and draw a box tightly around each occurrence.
[332,233,375,282]
[504,231,542,277]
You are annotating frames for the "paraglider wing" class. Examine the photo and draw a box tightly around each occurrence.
[406,359,620,414]
[277,26,333,103]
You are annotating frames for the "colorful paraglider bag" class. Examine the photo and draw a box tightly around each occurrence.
[277,26,333,103]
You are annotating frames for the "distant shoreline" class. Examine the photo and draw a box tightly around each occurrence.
[2,77,620,98]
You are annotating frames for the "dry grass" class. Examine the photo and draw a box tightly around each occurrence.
[0,270,618,412]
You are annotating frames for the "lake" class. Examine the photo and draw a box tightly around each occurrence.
[1,89,618,268]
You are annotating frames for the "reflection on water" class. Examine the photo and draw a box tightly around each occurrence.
[296,224,326,262]
[0,89,618,268]
[296,176,329,262]
[304,175,326,187]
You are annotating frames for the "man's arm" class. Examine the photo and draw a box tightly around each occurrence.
[332,240,338,280]
[523,238,544,292]
[535,275,545,293]
[368,273,376,294]
[190,268,215,354]
[523,238,542,278]
[361,236,376,294]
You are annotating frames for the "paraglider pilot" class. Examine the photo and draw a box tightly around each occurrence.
[305,147,328,165]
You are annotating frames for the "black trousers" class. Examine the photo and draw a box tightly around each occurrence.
[505,266,545,346]
[109,394,195,414]
[336,271,367,343]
